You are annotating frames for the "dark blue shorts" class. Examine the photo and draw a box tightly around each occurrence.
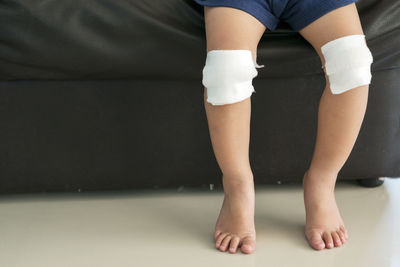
[193,0,358,31]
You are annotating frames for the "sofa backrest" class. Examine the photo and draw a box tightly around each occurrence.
[0,0,399,81]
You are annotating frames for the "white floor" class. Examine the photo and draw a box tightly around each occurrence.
[0,178,399,267]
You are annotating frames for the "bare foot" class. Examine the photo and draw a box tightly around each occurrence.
[302,169,349,250]
[214,172,256,254]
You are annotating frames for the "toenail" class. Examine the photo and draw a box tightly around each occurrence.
[243,245,252,250]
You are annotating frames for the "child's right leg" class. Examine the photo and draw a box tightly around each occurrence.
[202,6,266,254]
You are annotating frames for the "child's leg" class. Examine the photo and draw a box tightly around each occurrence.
[202,6,266,254]
[298,3,369,250]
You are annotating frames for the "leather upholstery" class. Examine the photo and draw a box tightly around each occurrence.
[1,0,399,80]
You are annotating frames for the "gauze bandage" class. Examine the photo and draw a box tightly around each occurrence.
[202,50,264,105]
[321,34,373,94]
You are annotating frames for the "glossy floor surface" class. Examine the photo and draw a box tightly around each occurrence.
[0,178,399,267]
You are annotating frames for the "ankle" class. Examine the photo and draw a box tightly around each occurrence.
[306,168,339,178]
[303,169,337,192]
[222,171,254,194]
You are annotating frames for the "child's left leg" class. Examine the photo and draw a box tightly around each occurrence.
[297,3,370,250]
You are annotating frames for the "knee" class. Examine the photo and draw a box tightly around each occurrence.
[321,34,373,95]
[202,49,264,106]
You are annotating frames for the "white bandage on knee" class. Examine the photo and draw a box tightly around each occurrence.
[321,34,373,94]
[202,50,263,105]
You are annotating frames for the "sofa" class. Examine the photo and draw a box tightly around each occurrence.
[0,0,399,194]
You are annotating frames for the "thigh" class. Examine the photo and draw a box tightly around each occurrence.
[298,3,364,68]
[204,6,266,63]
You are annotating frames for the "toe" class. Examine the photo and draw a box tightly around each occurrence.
[322,232,334,249]
[214,230,222,241]
[337,229,346,244]
[340,225,349,240]
[215,232,229,249]
[240,236,256,254]
[331,231,342,247]
[228,236,241,254]
[308,232,325,250]
[219,234,232,252]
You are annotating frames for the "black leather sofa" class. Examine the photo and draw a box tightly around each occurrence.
[0,0,399,194]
